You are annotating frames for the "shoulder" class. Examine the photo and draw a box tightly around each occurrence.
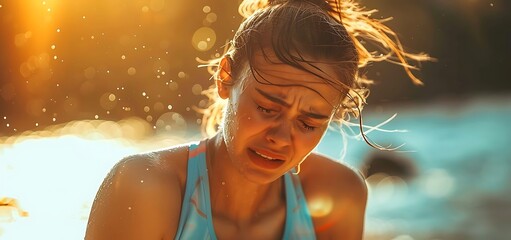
[300,153,367,202]
[300,153,367,240]
[85,143,191,240]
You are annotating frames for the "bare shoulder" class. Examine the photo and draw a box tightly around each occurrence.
[300,153,368,240]
[85,144,190,240]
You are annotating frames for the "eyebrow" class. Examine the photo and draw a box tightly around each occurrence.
[255,88,330,120]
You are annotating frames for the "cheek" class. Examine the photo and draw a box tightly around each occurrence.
[222,102,239,148]
[222,99,259,149]
[294,126,329,156]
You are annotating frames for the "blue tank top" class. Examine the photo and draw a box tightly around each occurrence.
[174,141,316,239]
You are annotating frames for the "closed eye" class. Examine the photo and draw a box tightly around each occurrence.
[257,105,274,114]
[300,121,317,131]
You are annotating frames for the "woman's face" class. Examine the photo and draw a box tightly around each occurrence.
[221,52,341,184]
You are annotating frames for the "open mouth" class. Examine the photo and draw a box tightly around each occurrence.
[254,151,281,161]
[248,149,285,169]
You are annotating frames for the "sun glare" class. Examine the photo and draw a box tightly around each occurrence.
[0,118,190,239]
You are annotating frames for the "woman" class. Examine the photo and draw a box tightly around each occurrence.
[86,0,428,239]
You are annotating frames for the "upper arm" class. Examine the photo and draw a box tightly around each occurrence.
[323,170,367,240]
[85,154,183,240]
[302,156,368,240]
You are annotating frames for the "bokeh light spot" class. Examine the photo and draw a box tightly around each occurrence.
[100,93,117,110]
[192,84,203,95]
[191,27,216,51]
[421,169,454,198]
[155,112,187,136]
[308,195,333,218]
[153,102,164,112]
[206,13,217,23]
[84,67,96,80]
[197,41,207,50]
[127,67,136,75]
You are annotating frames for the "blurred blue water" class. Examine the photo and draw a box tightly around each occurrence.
[316,96,511,239]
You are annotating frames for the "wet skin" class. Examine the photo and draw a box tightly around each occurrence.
[218,52,342,185]
[85,52,367,240]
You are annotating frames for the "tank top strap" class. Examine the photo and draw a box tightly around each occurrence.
[174,140,217,240]
[283,172,316,239]
[175,141,315,239]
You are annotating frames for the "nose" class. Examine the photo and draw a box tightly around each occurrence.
[265,120,292,147]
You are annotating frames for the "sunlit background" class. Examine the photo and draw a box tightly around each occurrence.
[1,0,510,239]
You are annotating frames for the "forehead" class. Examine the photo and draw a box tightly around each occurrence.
[245,50,342,106]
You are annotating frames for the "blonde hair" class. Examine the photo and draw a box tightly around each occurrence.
[197,0,431,146]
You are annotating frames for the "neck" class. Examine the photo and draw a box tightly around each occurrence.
[206,134,285,223]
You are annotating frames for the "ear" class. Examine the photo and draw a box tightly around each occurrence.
[216,56,233,99]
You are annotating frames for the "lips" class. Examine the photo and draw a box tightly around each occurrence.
[247,148,286,169]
